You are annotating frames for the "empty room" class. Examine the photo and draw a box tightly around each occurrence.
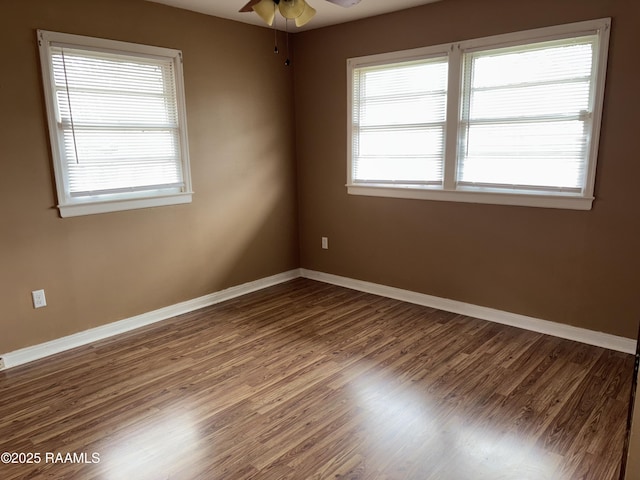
[1,0,640,479]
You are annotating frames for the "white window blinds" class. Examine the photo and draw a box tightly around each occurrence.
[51,46,184,197]
[352,57,448,185]
[458,36,597,193]
[39,30,192,217]
[347,19,610,210]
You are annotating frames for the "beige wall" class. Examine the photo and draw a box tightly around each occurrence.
[294,0,640,339]
[0,0,299,353]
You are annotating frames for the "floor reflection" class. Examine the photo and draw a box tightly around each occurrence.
[101,413,201,480]
[350,371,558,479]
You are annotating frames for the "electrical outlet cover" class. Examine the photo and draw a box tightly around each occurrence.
[32,289,47,309]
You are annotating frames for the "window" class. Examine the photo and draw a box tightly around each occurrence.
[38,30,193,217]
[351,56,449,186]
[348,18,611,210]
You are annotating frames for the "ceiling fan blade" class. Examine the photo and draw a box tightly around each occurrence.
[324,0,361,7]
[239,0,262,12]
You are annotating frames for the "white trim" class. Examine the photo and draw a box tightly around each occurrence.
[300,269,636,354]
[58,192,193,218]
[443,44,462,190]
[347,184,594,210]
[2,267,633,371]
[585,20,611,198]
[347,44,453,70]
[456,18,610,52]
[0,270,299,370]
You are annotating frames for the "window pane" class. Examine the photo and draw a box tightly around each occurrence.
[51,46,184,197]
[52,49,171,95]
[56,90,176,127]
[458,36,597,192]
[471,42,593,88]
[63,129,182,194]
[470,82,591,120]
[459,121,587,189]
[352,57,448,184]
[359,127,443,157]
[354,156,443,183]
[359,94,446,126]
[360,62,448,97]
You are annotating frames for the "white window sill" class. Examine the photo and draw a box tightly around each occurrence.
[347,184,593,210]
[58,192,193,218]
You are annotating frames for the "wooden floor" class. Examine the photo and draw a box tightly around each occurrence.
[0,278,634,479]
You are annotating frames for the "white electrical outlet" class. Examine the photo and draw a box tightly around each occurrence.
[32,289,47,309]
[321,237,329,250]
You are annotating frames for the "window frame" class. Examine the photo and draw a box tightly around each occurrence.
[349,48,451,187]
[38,30,193,218]
[347,18,611,210]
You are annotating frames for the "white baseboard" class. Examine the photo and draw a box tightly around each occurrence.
[0,269,300,370]
[2,267,635,371]
[300,269,637,355]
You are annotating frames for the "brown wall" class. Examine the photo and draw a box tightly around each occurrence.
[294,0,640,338]
[0,0,299,353]
[2,0,639,355]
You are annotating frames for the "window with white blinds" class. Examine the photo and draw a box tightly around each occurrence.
[352,57,448,185]
[347,18,611,210]
[458,37,596,193]
[38,30,192,217]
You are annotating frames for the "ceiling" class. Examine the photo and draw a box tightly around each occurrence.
[145,0,441,32]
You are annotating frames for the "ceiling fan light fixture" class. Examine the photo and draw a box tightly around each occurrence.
[295,2,316,27]
[239,0,361,28]
[278,0,306,19]
[252,0,276,26]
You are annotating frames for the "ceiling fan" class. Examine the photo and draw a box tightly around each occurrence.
[240,0,362,28]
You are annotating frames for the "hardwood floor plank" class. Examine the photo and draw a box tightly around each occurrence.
[0,278,634,479]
